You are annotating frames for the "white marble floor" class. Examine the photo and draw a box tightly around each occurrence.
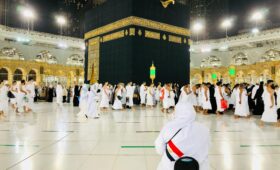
[0,102,280,170]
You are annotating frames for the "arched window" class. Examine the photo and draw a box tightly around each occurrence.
[13,69,23,81]
[28,70,36,81]
[0,68,8,81]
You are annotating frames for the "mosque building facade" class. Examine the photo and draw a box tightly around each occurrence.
[0,25,85,86]
[190,27,280,85]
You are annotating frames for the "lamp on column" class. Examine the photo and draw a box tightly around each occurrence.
[150,62,156,84]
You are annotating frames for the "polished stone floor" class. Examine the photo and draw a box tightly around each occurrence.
[0,102,280,170]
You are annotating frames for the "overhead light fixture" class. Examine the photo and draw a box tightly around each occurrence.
[219,45,229,51]
[201,47,212,53]
[17,37,31,43]
[252,27,260,34]
[58,43,68,49]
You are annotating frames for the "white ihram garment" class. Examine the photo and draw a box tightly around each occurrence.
[112,89,123,110]
[0,85,9,113]
[234,89,250,117]
[202,88,212,110]
[99,87,110,108]
[87,85,99,118]
[155,102,210,170]
[56,85,63,106]
[77,85,88,117]
[140,85,146,104]
[126,85,134,107]
[146,87,155,106]
[261,88,277,122]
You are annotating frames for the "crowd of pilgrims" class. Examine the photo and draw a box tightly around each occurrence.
[0,79,280,126]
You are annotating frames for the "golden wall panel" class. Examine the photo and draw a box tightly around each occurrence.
[129,28,135,36]
[169,35,182,44]
[88,37,100,83]
[145,30,160,40]
[102,30,125,42]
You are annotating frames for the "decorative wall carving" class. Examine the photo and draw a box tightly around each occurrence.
[232,52,249,66]
[35,51,58,64]
[0,47,23,60]
[67,54,84,66]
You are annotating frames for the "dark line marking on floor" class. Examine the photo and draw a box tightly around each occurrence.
[240,145,280,147]
[136,131,160,133]
[121,146,155,149]
[0,144,40,147]
[0,130,10,132]
[144,116,164,117]
[116,122,141,123]
[42,130,75,133]
[214,130,242,132]
[62,122,84,124]
[6,131,74,170]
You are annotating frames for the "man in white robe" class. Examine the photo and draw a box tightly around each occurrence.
[77,84,89,118]
[261,80,277,125]
[126,82,134,108]
[0,81,9,118]
[140,82,147,106]
[155,101,210,170]
[99,82,110,109]
[56,83,63,106]
[16,80,28,114]
[25,79,35,111]
[214,82,224,115]
[162,84,171,113]
[87,84,100,119]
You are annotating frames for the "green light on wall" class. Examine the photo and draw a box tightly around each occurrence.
[212,73,217,79]
[229,68,236,76]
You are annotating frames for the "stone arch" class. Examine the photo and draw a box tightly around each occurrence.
[13,69,23,81]
[0,68,9,81]
[247,70,258,84]
[27,69,37,81]
[259,69,271,82]
[191,73,202,84]
[236,71,245,83]
[204,73,212,83]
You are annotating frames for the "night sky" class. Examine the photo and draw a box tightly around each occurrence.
[2,0,280,39]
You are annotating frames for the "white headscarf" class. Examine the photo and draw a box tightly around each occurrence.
[162,101,196,141]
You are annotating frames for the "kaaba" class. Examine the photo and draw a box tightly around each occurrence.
[84,0,190,85]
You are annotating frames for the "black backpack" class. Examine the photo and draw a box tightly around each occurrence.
[174,156,199,170]
[166,129,199,170]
